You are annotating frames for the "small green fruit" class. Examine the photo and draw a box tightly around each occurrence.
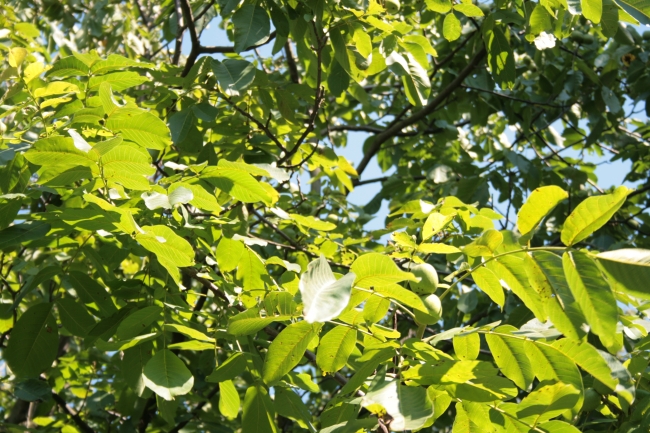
[409,263,439,295]
[414,294,442,325]
[385,0,400,14]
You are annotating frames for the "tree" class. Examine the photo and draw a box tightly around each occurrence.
[1,0,650,431]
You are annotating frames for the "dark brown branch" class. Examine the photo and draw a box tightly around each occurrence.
[354,48,486,181]
[200,31,277,54]
[172,0,184,65]
[278,26,327,165]
[134,0,152,30]
[462,85,563,108]
[52,392,96,433]
[285,41,300,84]
[219,92,286,152]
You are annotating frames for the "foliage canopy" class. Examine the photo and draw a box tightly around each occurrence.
[2,0,650,432]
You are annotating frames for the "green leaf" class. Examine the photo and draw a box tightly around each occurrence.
[471,266,505,306]
[89,54,154,74]
[219,380,241,419]
[445,376,518,402]
[106,109,171,150]
[232,5,271,53]
[539,420,583,433]
[24,136,98,169]
[485,326,534,390]
[262,320,320,384]
[207,352,247,383]
[299,255,355,323]
[67,271,118,317]
[488,255,546,321]
[136,225,195,282]
[202,160,273,205]
[88,71,149,92]
[426,0,453,13]
[56,298,96,337]
[361,378,433,431]
[116,306,162,340]
[561,186,630,246]
[228,308,291,336]
[525,252,587,340]
[422,212,455,240]
[455,3,485,16]
[290,213,337,231]
[517,186,568,236]
[101,145,155,190]
[374,284,427,311]
[212,59,257,96]
[463,229,503,257]
[5,303,59,378]
[453,332,480,361]
[163,323,214,342]
[483,20,516,89]
[452,402,483,432]
[615,0,650,23]
[33,81,80,98]
[443,13,462,41]
[350,253,417,289]
[582,0,603,22]
[99,82,121,117]
[513,382,581,424]
[596,248,650,299]
[242,386,278,433]
[123,343,152,394]
[401,52,431,106]
[562,252,618,351]
[47,56,90,78]
[524,340,584,412]
[274,387,316,431]
[0,222,51,251]
[237,247,268,292]
[143,349,194,401]
[216,237,246,272]
[316,326,357,373]
[551,339,618,390]
[529,4,552,34]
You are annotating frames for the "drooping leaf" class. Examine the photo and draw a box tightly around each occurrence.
[350,253,417,289]
[299,255,355,323]
[56,297,96,337]
[562,252,619,351]
[453,332,481,361]
[262,320,320,384]
[485,326,534,390]
[5,303,59,378]
[596,248,650,299]
[213,59,257,96]
[561,186,630,246]
[219,380,241,419]
[232,5,271,53]
[116,306,162,340]
[142,349,194,401]
[471,266,505,306]
[517,186,568,235]
[228,308,291,336]
[316,325,357,373]
[106,109,171,150]
[242,386,278,433]
[361,378,433,431]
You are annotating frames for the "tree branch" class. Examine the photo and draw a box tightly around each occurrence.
[52,392,96,433]
[354,48,486,181]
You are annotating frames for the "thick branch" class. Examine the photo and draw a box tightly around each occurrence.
[354,48,486,180]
